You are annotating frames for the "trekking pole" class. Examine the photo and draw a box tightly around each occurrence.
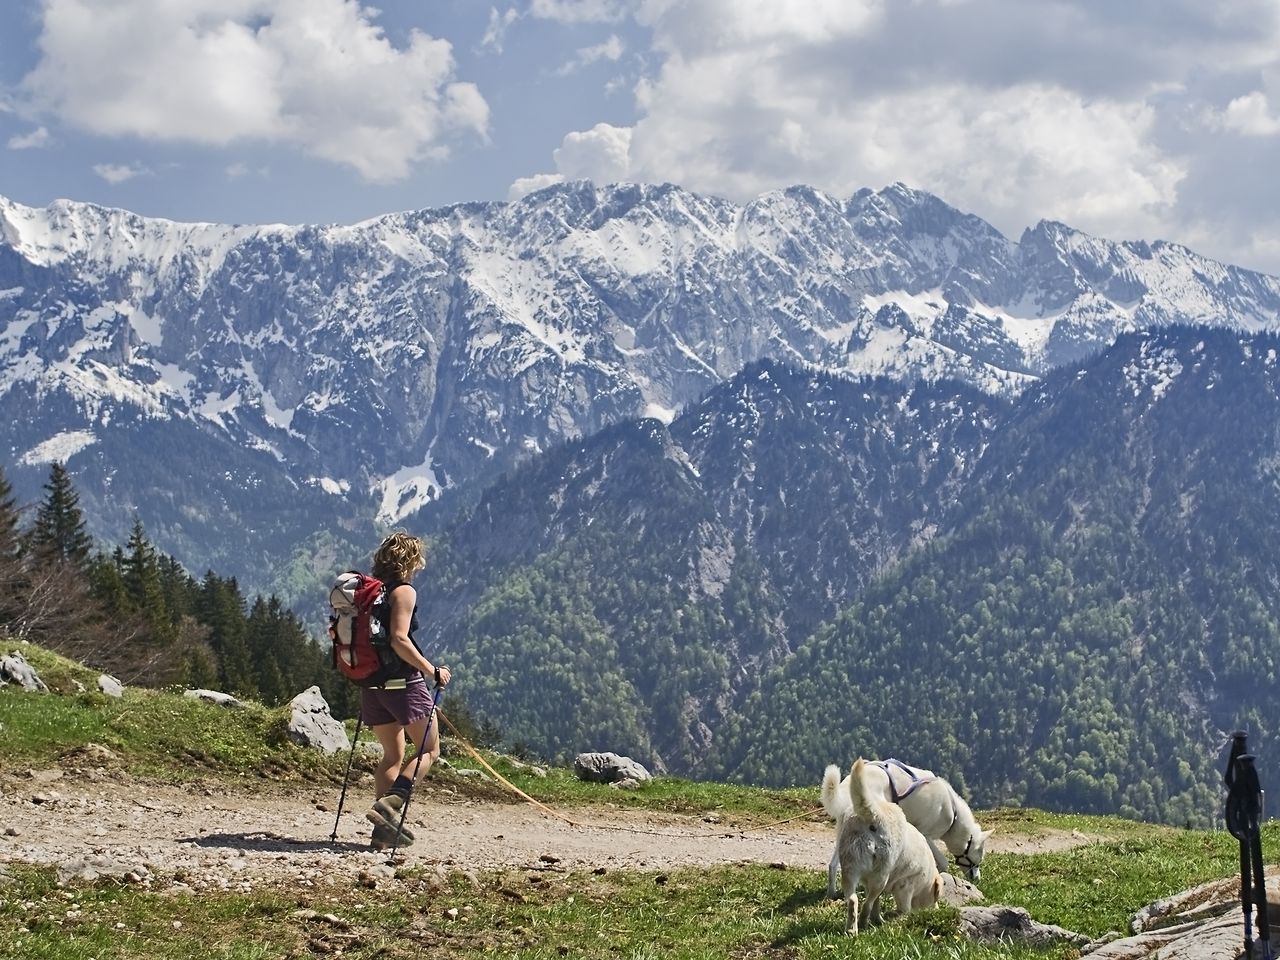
[1227,733,1254,957]
[330,714,365,842]
[1240,754,1274,960]
[1227,733,1256,958]
[1226,733,1274,960]
[386,681,443,863]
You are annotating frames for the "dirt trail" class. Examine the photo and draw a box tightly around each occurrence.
[0,764,1092,891]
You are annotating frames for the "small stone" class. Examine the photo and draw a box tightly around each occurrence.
[445,907,459,921]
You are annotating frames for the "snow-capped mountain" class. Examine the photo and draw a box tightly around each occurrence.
[3,180,1279,591]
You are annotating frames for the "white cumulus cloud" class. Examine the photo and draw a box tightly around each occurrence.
[482,6,520,53]
[556,34,625,75]
[7,126,51,149]
[530,0,627,23]
[20,0,490,182]
[1217,91,1280,137]
[554,122,632,181]
[92,162,150,184]
[509,172,565,201]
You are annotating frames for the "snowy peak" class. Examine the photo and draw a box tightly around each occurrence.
[3,182,1280,587]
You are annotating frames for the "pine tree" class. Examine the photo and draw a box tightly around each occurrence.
[198,572,255,696]
[158,554,195,629]
[88,547,131,619]
[0,465,18,560]
[28,462,92,567]
[123,517,173,643]
[0,465,24,633]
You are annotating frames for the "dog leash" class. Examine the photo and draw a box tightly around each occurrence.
[436,709,825,839]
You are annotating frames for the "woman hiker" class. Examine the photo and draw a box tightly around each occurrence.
[363,531,451,849]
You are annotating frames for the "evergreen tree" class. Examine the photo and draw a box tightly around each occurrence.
[122,517,173,643]
[88,547,131,619]
[197,572,255,696]
[245,596,285,703]
[158,554,196,629]
[28,462,92,567]
[0,465,18,560]
[0,465,24,633]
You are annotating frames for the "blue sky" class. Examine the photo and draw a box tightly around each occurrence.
[3,0,1280,274]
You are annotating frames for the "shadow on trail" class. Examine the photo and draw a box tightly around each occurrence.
[180,832,370,854]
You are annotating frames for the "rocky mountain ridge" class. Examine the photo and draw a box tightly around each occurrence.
[3,181,1279,592]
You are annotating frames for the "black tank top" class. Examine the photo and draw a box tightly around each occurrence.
[382,581,424,683]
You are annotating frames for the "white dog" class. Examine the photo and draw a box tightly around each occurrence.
[824,757,991,898]
[822,759,943,935]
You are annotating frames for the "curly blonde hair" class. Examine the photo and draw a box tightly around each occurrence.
[371,531,427,583]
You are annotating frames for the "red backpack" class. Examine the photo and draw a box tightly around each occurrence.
[328,571,394,685]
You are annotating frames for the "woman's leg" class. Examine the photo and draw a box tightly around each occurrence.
[402,712,440,788]
[370,721,407,798]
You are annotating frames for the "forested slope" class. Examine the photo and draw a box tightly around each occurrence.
[418,328,1280,824]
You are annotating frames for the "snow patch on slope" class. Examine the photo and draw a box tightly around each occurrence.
[21,429,97,465]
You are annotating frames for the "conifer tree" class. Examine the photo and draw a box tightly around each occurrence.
[198,572,255,696]
[28,462,92,567]
[88,547,132,619]
[123,517,173,643]
[0,465,24,633]
[158,554,195,628]
[0,465,18,560]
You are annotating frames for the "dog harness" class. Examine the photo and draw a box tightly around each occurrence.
[872,758,937,803]
[875,759,982,879]
[953,835,977,872]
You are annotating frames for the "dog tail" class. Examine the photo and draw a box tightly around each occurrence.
[846,757,882,822]
[821,764,851,819]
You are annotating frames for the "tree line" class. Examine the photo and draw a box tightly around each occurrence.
[0,461,352,712]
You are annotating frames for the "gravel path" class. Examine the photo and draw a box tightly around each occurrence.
[0,762,1091,892]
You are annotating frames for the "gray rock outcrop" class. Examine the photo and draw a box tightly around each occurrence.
[574,752,652,784]
[1083,873,1279,959]
[939,874,984,907]
[184,689,244,709]
[287,686,350,754]
[98,674,123,698]
[960,905,1091,948]
[0,652,48,692]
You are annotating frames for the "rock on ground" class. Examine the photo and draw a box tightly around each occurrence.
[573,752,651,784]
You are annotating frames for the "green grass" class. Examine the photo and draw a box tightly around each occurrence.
[10,828,1262,960]
[447,750,822,821]
[0,642,334,784]
[0,861,1091,960]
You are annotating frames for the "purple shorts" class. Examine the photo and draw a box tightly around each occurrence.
[360,681,435,728]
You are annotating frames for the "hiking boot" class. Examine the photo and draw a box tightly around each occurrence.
[366,793,415,843]
[369,820,413,850]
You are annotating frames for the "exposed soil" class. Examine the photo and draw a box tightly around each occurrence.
[0,762,1096,892]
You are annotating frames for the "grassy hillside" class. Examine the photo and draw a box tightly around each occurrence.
[3,639,1277,959]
